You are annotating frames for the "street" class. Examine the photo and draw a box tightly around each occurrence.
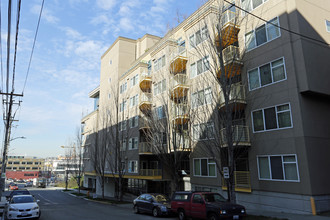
[3,187,177,220]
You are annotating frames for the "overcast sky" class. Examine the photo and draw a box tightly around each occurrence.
[0,0,202,158]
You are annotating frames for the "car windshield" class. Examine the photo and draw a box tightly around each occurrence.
[12,196,34,204]
[153,194,169,202]
[202,193,226,202]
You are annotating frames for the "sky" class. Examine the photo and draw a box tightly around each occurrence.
[0,0,202,158]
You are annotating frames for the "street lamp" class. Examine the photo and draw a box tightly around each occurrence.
[9,136,26,141]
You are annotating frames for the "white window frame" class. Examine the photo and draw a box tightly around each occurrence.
[244,17,281,52]
[240,0,269,16]
[189,26,208,49]
[326,20,330,32]
[193,122,215,141]
[193,158,217,177]
[190,56,210,79]
[251,102,293,133]
[247,57,287,91]
[257,154,300,182]
[191,87,212,108]
[128,160,138,173]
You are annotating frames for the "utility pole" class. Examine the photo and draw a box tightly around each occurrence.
[0,92,23,197]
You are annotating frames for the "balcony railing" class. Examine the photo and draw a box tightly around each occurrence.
[170,49,188,74]
[172,104,189,118]
[219,84,246,109]
[220,125,250,146]
[139,72,152,91]
[222,45,241,65]
[222,171,251,192]
[221,10,238,27]
[140,169,162,176]
[139,142,154,154]
[140,92,152,103]
[139,117,150,129]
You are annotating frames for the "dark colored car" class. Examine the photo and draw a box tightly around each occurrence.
[171,191,246,220]
[7,189,31,201]
[133,193,171,217]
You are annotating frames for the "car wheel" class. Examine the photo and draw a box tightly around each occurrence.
[208,213,219,220]
[152,207,159,217]
[178,209,186,220]
[134,205,140,214]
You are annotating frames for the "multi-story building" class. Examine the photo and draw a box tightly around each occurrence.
[82,0,330,214]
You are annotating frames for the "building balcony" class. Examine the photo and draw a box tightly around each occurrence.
[222,171,251,193]
[140,169,162,176]
[170,73,189,100]
[139,92,152,113]
[172,104,190,125]
[219,83,246,111]
[170,49,188,75]
[215,10,240,48]
[220,125,251,147]
[217,46,243,78]
[139,72,152,92]
[139,117,151,130]
[139,142,154,155]
[171,139,191,152]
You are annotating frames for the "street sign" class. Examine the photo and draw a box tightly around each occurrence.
[223,167,229,179]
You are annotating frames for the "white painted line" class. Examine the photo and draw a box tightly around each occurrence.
[37,193,56,204]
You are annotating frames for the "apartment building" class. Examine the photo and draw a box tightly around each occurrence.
[82,0,330,214]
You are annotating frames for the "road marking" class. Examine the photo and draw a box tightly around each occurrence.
[37,193,56,204]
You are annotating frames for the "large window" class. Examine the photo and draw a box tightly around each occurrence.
[130,94,139,107]
[154,55,166,71]
[128,137,138,150]
[155,106,165,119]
[193,122,215,140]
[248,57,286,90]
[154,79,166,95]
[326,20,330,32]
[258,155,299,181]
[129,116,139,128]
[194,158,216,177]
[245,17,280,51]
[119,120,126,131]
[189,26,208,48]
[130,74,139,87]
[241,0,268,14]
[120,82,127,94]
[128,160,138,173]
[120,100,127,112]
[190,56,210,78]
[252,103,292,132]
[191,87,212,108]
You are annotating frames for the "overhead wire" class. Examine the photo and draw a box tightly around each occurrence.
[12,0,22,93]
[0,0,3,93]
[223,0,330,46]
[22,0,45,94]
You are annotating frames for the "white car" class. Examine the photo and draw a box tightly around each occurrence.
[4,195,40,220]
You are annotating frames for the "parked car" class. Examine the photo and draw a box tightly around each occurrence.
[25,181,33,187]
[9,184,18,191]
[7,190,31,201]
[133,193,171,217]
[171,191,246,220]
[3,195,40,220]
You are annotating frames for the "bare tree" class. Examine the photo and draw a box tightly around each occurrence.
[189,0,249,203]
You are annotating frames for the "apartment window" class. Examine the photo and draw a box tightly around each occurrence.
[194,158,216,177]
[128,137,138,150]
[34,162,39,165]
[19,167,25,170]
[120,82,127,94]
[252,103,292,132]
[14,161,20,164]
[154,79,166,95]
[131,74,139,87]
[154,55,166,71]
[156,106,165,119]
[191,87,212,108]
[128,160,138,173]
[193,122,215,140]
[326,20,330,32]
[129,116,139,128]
[189,26,208,48]
[108,93,111,100]
[119,120,126,131]
[241,0,268,14]
[121,139,127,151]
[8,162,12,164]
[120,100,127,112]
[130,94,139,107]
[190,56,209,78]
[258,155,299,181]
[245,17,280,51]
[22,162,26,164]
[248,57,286,90]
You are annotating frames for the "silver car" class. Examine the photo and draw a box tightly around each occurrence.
[4,195,40,220]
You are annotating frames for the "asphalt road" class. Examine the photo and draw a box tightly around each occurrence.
[4,188,176,220]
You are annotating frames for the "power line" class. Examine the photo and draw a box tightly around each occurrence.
[12,0,22,92]
[0,0,3,93]
[6,0,12,96]
[22,0,45,94]
[224,0,330,46]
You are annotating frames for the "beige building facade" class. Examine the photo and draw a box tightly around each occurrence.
[82,0,330,214]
